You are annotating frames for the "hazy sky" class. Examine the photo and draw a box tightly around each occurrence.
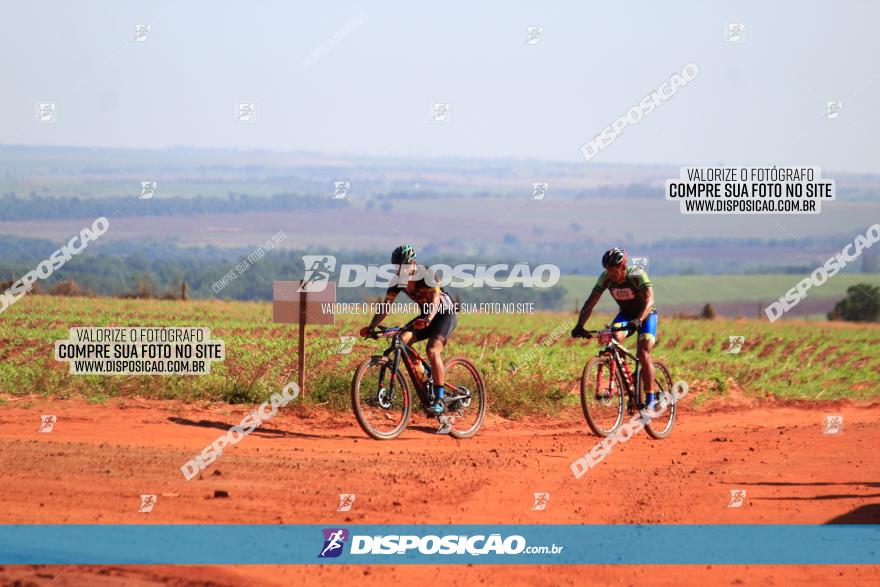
[2,1,878,173]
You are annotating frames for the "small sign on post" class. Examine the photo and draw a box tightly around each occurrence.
[273,280,336,397]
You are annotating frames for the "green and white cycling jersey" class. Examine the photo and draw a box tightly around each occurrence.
[591,266,654,318]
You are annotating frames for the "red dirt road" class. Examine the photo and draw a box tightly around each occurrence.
[0,395,877,585]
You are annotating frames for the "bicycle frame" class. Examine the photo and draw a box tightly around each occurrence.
[576,325,677,439]
[382,332,432,407]
[375,327,470,410]
[596,332,642,409]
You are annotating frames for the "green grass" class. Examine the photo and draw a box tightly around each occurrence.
[1,295,878,417]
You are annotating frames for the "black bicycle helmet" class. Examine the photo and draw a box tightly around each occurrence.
[391,244,417,264]
[601,247,627,268]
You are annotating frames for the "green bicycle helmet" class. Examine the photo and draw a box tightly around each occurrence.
[391,244,417,264]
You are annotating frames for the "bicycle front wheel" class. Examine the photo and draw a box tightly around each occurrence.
[443,357,486,439]
[580,356,625,437]
[351,357,412,440]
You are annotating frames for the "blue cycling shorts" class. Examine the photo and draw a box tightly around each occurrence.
[611,311,657,343]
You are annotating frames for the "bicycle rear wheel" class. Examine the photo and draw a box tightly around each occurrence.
[443,357,486,439]
[580,356,625,437]
[351,356,412,440]
[645,360,676,439]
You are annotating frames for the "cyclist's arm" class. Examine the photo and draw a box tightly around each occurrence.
[576,272,608,329]
[367,288,399,329]
[421,287,441,322]
[575,289,603,329]
[635,286,654,322]
[414,270,444,322]
[630,268,654,322]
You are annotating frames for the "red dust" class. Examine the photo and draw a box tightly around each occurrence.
[0,396,877,585]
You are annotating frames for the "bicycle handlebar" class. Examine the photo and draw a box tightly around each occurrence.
[367,325,414,339]
[573,325,631,339]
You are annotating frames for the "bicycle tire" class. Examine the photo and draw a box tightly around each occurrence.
[580,355,625,437]
[351,356,413,440]
[645,360,676,439]
[445,357,486,439]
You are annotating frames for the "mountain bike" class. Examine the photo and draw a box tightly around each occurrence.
[575,325,676,439]
[351,325,486,440]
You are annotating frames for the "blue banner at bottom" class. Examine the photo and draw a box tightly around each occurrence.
[0,525,877,565]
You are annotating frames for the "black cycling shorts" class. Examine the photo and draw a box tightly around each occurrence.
[407,312,457,343]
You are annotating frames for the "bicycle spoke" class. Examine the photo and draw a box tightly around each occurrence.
[353,359,410,439]
[443,358,485,438]
[644,362,676,439]
[580,356,624,436]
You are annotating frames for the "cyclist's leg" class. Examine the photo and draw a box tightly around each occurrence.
[637,312,658,404]
[401,315,422,345]
[611,312,627,343]
[412,313,456,413]
[415,313,456,388]
[426,336,445,386]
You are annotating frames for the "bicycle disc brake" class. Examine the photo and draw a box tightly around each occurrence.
[377,386,393,409]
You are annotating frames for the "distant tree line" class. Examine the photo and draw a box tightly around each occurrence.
[0,237,568,309]
[0,192,346,221]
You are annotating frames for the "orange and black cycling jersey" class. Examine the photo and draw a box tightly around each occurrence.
[384,267,456,315]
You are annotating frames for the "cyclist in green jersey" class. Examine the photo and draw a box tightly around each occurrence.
[571,248,659,410]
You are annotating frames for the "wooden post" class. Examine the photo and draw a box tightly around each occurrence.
[298,289,307,396]
[273,279,335,400]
